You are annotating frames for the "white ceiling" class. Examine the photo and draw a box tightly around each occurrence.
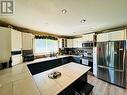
[0,0,127,36]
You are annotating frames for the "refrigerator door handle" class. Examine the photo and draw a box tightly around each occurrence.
[98,65,109,69]
[98,65,124,72]
[119,48,124,51]
[122,48,126,71]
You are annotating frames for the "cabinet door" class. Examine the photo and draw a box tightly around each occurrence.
[73,39,78,48]
[125,29,127,39]
[82,35,88,42]
[82,33,94,42]
[77,38,82,48]
[11,29,22,51]
[88,34,94,41]
[58,38,67,48]
[22,33,33,50]
[58,38,62,48]
[97,30,126,42]
[67,39,73,48]
[72,57,80,64]
[97,33,109,42]
[27,59,62,75]
[62,57,72,64]
[73,38,82,48]
[0,27,11,62]
[108,30,125,41]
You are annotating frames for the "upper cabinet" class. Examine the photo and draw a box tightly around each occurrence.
[58,38,67,48]
[67,39,73,48]
[22,33,34,50]
[73,38,82,48]
[97,29,127,42]
[108,30,126,41]
[66,37,82,48]
[0,27,11,62]
[97,32,109,42]
[82,33,94,42]
[11,29,22,51]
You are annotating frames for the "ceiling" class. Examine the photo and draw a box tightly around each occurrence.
[0,0,127,36]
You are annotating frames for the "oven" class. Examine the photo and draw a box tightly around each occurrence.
[81,47,93,72]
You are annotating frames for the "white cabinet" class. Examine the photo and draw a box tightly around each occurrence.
[97,32,109,42]
[73,38,82,48]
[82,33,94,42]
[60,37,82,48]
[73,38,77,48]
[108,30,126,41]
[0,27,23,65]
[0,27,11,63]
[11,29,22,51]
[125,29,127,39]
[58,38,67,48]
[22,33,34,50]
[77,38,82,48]
[11,29,23,66]
[58,38,62,48]
[97,29,126,42]
[67,39,73,48]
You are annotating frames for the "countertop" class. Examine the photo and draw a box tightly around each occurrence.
[25,55,81,65]
[0,63,40,95]
[0,55,90,95]
[33,62,91,95]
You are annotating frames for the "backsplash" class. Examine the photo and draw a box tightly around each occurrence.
[62,48,84,55]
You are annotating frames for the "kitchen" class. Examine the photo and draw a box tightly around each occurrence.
[0,0,127,95]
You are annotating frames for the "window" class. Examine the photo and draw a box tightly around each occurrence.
[35,39,58,54]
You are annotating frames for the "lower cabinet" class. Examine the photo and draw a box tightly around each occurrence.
[61,56,81,65]
[72,57,81,64]
[89,61,93,72]
[27,56,81,75]
[58,73,87,95]
[62,57,72,64]
[27,58,62,75]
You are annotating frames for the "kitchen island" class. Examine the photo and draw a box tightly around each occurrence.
[0,55,90,95]
[33,62,90,95]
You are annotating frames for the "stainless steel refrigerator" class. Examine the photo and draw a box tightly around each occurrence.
[97,40,126,88]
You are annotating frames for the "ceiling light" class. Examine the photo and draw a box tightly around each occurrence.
[61,9,67,14]
[80,19,86,23]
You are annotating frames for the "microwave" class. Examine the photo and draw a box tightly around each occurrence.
[82,41,93,48]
